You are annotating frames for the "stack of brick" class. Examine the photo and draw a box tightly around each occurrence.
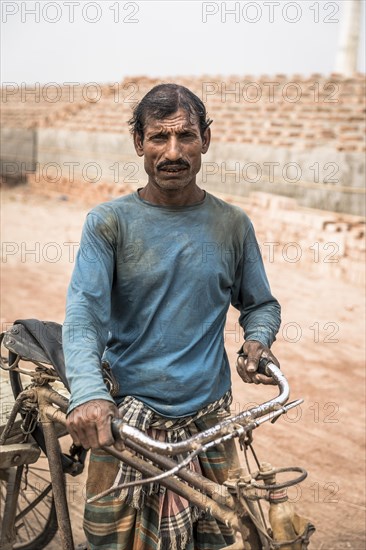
[239,192,365,286]
[4,74,363,152]
[41,74,366,153]
[0,83,112,129]
[47,76,204,134]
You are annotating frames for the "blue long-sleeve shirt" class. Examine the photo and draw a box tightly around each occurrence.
[63,191,281,417]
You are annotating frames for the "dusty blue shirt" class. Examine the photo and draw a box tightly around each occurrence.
[63,191,281,417]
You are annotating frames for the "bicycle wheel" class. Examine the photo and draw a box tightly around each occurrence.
[0,452,58,550]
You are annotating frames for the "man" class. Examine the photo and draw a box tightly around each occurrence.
[63,83,281,549]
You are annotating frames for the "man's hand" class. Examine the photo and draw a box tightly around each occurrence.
[236,340,280,385]
[66,399,120,450]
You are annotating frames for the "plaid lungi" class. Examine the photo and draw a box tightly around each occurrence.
[84,392,237,550]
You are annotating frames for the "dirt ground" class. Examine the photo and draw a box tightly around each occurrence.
[1,184,365,549]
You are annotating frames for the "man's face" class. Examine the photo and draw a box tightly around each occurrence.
[134,108,210,191]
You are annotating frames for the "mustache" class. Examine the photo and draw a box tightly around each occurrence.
[157,159,190,170]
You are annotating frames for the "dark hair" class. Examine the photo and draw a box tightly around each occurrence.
[128,83,212,141]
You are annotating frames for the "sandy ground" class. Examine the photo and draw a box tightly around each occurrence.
[1,184,365,549]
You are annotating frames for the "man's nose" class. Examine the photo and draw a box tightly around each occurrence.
[165,137,181,161]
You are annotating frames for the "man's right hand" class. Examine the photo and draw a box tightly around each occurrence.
[66,399,120,450]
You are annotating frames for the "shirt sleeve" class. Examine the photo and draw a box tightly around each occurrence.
[231,222,281,347]
[62,209,117,414]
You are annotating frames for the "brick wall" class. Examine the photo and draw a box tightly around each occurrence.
[2,75,365,152]
[1,74,365,215]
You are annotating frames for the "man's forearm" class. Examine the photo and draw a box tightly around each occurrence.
[240,299,281,348]
[63,313,115,414]
[62,210,116,414]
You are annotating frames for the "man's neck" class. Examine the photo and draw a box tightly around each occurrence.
[138,182,205,207]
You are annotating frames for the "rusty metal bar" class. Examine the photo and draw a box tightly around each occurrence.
[103,445,242,532]
[0,465,23,550]
[46,389,69,411]
[37,392,74,550]
[40,420,74,550]
[125,437,236,509]
[43,403,67,423]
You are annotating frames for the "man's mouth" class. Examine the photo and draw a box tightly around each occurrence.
[161,166,187,174]
[158,164,189,173]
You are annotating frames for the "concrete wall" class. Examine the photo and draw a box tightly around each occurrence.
[35,129,144,188]
[5,127,366,216]
[200,142,365,217]
[0,128,37,179]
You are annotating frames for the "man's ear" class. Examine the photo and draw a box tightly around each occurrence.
[202,127,211,154]
[133,132,144,157]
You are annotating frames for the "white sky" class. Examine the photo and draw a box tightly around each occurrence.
[1,0,365,84]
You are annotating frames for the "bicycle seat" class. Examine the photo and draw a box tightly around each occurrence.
[3,319,70,391]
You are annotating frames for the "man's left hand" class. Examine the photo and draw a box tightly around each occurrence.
[236,340,280,385]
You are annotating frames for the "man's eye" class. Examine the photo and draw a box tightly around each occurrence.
[151,135,166,141]
[181,133,194,139]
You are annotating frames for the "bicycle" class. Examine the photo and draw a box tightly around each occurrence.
[0,320,315,550]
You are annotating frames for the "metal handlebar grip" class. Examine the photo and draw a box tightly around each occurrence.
[111,364,289,456]
[237,354,276,377]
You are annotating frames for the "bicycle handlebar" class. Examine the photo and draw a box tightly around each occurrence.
[111,362,289,456]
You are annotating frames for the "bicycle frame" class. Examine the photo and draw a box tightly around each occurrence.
[1,362,307,550]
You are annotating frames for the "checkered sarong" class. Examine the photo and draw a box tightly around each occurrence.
[84,392,237,549]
